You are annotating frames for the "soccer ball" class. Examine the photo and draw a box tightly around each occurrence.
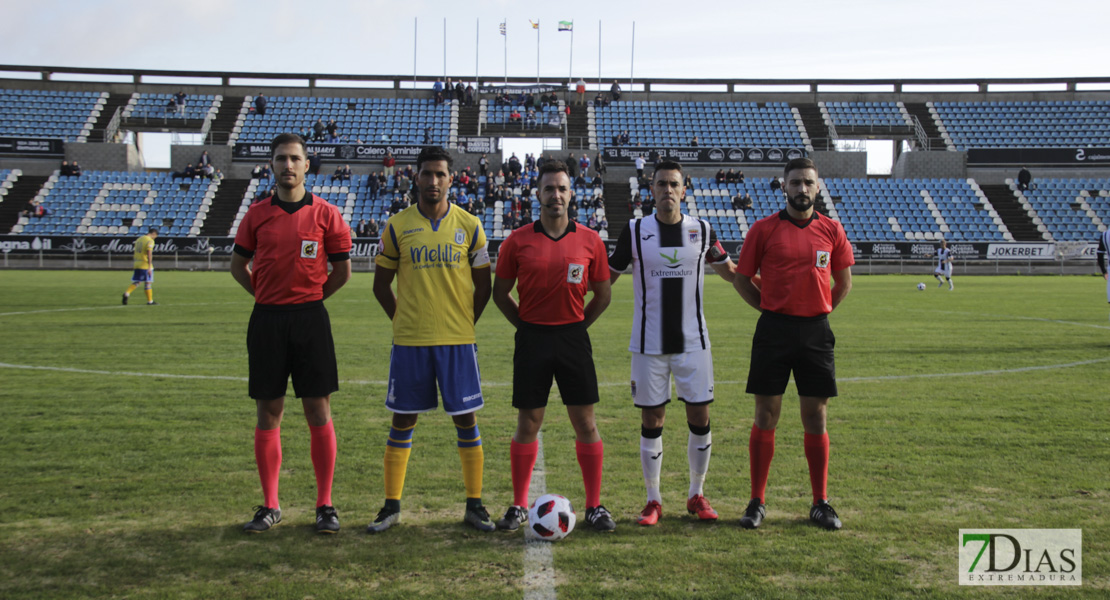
[916,282,926,291]
[527,493,576,541]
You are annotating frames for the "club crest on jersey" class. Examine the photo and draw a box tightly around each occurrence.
[455,229,466,245]
[567,263,584,284]
[816,250,830,268]
[688,229,700,243]
[301,240,319,259]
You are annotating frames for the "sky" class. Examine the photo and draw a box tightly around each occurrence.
[2,0,1109,83]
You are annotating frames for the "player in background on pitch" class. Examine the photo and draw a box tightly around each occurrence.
[368,146,495,534]
[122,227,159,305]
[934,238,954,290]
[608,160,736,526]
[231,133,352,534]
[1098,227,1110,320]
[492,160,615,533]
[733,157,853,531]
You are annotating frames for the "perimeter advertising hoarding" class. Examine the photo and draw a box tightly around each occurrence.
[0,137,65,156]
[601,146,806,165]
[966,147,1110,166]
[233,142,426,162]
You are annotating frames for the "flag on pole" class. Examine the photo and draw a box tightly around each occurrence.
[529,19,539,29]
[558,20,573,32]
[499,21,506,35]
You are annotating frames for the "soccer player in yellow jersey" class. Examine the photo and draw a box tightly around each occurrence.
[369,146,494,533]
[122,227,158,305]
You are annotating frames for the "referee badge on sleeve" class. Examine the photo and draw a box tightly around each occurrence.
[816,250,830,268]
[301,240,319,259]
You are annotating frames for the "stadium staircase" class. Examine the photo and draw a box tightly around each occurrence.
[566,107,590,150]
[792,104,830,150]
[979,184,1041,241]
[208,96,246,144]
[0,176,48,233]
[601,172,631,229]
[457,103,479,136]
[903,103,947,150]
[90,93,130,142]
[200,178,250,237]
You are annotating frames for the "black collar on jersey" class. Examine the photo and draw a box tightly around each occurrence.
[271,190,314,214]
[532,218,577,241]
[778,208,819,229]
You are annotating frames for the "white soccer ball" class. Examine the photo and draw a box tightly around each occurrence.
[526,493,576,541]
[917,282,926,291]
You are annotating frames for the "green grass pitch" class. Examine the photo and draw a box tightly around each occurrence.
[0,270,1107,599]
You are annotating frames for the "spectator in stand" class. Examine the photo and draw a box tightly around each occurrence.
[610,80,622,102]
[368,171,381,199]
[251,164,265,178]
[313,118,326,142]
[423,127,433,144]
[611,132,621,147]
[332,164,352,182]
[444,78,454,101]
[620,130,631,145]
[183,163,197,179]
[591,173,603,189]
[367,216,379,237]
[433,79,443,98]
[1017,166,1032,191]
[165,97,177,114]
[465,84,475,106]
[595,151,606,176]
[326,120,338,138]
[567,153,578,179]
[634,155,646,179]
[685,174,695,190]
[690,136,699,146]
[726,169,738,183]
[509,108,522,124]
[576,77,587,105]
[525,110,537,130]
[733,192,753,211]
[456,81,466,103]
[174,91,187,117]
[356,219,369,238]
[308,151,322,176]
[383,151,396,178]
[715,169,727,184]
[737,170,746,183]
[770,177,782,191]
[212,169,224,183]
[579,154,591,176]
[199,151,212,169]
[479,154,488,176]
[254,93,267,116]
[201,163,215,179]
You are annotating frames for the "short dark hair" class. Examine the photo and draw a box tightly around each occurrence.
[270,133,307,158]
[784,157,818,179]
[537,160,570,182]
[148,227,159,234]
[416,146,453,172]
[652,159,684,182]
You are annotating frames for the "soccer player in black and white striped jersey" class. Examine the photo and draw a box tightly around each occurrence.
[934,239,954,290]
[608,160,737,526]
[1098,229,1110,318]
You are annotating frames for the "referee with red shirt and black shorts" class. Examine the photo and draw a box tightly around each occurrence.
[491,160,617,533]
[231,133,352,534]
[733,157,853,531]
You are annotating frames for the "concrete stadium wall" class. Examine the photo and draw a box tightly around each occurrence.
[809,150,867,178]
[169,144,231,173]
[66,143,142,171]
[893,150,968,179]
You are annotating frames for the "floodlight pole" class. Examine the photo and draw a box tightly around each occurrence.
[630,21,635,89]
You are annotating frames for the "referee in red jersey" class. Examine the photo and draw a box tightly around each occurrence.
[231,133,352,534]
[491,160,616,533]
[733,157,853,531]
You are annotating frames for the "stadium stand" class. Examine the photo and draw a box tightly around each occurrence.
[0,89,105,142]
[231,96,455,146]
[932,101,1110,150]
[480,100,566,130]
[822,101,913,130]
[592,101,808,148]
[0,169,16,202]
[1009,177,1110,241]
[10,171,216,237]
[122,93,221,122]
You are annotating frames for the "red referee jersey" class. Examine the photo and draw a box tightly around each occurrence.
[234,194,351,305]
[496,220,609,325]
[737,209,854,317]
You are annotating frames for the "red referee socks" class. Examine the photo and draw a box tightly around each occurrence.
[748,424,775,503]
[510,439,539,508]
[254,427,282,509]
[804,431,830,504]
[575,439,604,509]
[309,421,337,508]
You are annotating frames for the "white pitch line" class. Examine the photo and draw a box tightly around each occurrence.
[522,430,556,600]
[917,308,1110,331]
[0,301,245,318]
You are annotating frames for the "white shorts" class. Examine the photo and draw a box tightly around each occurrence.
[630,349,715,408]
[934,264,952,278]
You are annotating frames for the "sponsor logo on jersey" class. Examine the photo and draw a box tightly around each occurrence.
[301,240,319,259]
[816,250,830,268]
[410,243,463,268]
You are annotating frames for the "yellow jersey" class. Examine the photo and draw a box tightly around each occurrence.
[376,204,489,346]
[133,235,155,269]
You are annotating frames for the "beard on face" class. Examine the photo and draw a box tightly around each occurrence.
[788,193,813,212]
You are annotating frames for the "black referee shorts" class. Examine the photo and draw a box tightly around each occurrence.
[247,301,339,401]
[512,321,600,410]
[745,310,838,398]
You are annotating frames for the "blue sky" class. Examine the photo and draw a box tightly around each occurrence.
[2,0,1107,82]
